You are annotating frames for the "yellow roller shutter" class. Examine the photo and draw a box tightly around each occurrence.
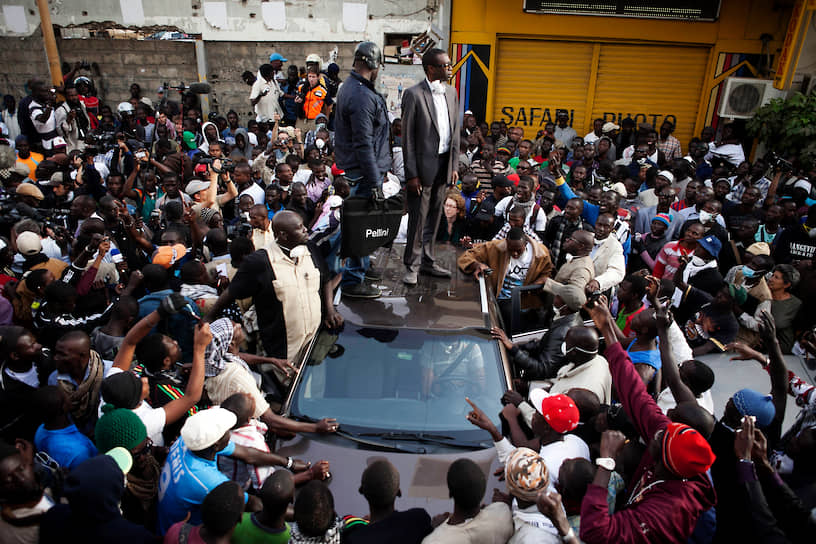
[591,44,708,152]
[494,39,594,140]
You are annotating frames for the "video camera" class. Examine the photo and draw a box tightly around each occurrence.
[198,157,235,174]
[765,151,794,173]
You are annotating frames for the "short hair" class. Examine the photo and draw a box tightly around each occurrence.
[306,65,320,75]
[274,162,290,175]
[13,218,42,236]
[559,458,595,507]
[773,264,799,291]
[111,295,139,320]
[507,226,525,241]
[421,48,447,72]
[26,268,51,293]
[135,334,169,373]
[44,281,76,305]
[201,481,245,537]
[623,274,647,299]
[141,264,169,292]
[230,236,255,266]
[221,393,254,426]
[34,385,65,422]
[180,260,205,284]
[447,459,486,510]
[260,470,295,517]
[360,459,400,508]
[294,481,335,537]
[508,205,527,218]
[259,64,274,79]
[682,360,715,397]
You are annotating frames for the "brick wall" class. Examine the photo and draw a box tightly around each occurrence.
[58,38,199,108]
[205,41,356,123]
[0,29,49,97]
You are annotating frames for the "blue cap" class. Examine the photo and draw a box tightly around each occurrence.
[269,53,288,62]
[733,388,775,428]
[698,235,722,258]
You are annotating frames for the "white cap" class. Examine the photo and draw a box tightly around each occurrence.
[327,195,343,208]
[181,407,237,451]
[185,179,211,195]
[306,53,321,64]
[793,179,812,193]
[16,231,42,256]
[51,136,67,148]
[602,122,620,133]
[117,102,135,114]
[657,170,675,183]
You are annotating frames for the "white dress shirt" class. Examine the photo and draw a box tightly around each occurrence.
[426,79,451,154]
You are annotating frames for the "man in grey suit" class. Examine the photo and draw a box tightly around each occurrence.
[401,48,461,285]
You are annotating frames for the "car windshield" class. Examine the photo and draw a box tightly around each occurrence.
[290,325,506,443]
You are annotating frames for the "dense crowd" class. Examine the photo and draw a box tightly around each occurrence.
[0,42,814,544]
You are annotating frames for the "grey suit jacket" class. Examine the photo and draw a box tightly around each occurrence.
[401,79,460,187]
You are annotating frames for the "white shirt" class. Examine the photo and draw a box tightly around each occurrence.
[706,142,745,167]
[584,131,601,144]
[495,196,547,231]
[657,388,714,415]
[101,367,167,446]
[426,79,451,154]
[239,182,266,205]
[250,76,283,123]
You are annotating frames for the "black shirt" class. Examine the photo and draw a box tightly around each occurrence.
[227,242,328,358]
[343,509,432,544]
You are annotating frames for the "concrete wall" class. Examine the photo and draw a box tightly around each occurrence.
[0,28,48,96]
[0,0,448,49]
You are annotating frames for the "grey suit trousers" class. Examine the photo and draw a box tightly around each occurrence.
[404,153,449,272]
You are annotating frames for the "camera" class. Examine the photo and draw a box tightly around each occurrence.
[765,151,794,173]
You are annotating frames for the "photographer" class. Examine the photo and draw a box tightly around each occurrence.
[54,85,90,153]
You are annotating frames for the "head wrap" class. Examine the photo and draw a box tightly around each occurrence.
[661,422,716,478]
[505,447,549,502]
[733,388,775,428]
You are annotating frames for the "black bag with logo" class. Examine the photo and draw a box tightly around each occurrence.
[340,193,404,258]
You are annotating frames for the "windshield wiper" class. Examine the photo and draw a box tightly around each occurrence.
[358,431,486,449]
[290,415,428,453]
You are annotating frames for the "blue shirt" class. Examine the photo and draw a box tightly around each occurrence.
[34,423,98,470]
[157,437,245,534]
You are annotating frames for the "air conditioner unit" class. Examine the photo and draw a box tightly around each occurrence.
[718,77,787,119]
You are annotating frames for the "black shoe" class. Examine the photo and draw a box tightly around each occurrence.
[365,267,383,281]
[419,264,452,278]
[343,283,381,299]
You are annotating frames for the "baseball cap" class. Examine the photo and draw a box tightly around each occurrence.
[492,174,512,188]
[151,244,188,269]
[185,179,211,195]
[181,407,237,451]
[793,179,812,193]
[732,388,775,428]
[269,52,288,62]
[602,122,620,133]
[12,163,30,178]
[117,101,135,114]
[48,171,64,186]
[745,242,771,256]
[698,235,722,258]
[464,109,474,116]
[51,136,67,149]
[528,389,579,434]
[105,447,133,475]
[16,231,42,256]
[331,164,345,177]
[548,282,586,312]
[16,183,44,201]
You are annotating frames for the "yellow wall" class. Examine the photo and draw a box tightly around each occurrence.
[451,0,792,137]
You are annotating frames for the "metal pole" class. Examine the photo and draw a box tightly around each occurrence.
[35,0,63,87]
[194,39,210,115]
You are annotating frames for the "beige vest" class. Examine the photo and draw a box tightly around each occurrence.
[266,242,322,361]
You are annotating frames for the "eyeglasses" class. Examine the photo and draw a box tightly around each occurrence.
[432,62,453,68]
[133,438,153,458]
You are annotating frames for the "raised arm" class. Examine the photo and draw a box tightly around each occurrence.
[161,322,210,425]
[113,293,190,371]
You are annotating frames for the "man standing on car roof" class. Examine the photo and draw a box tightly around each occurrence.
[401,48,461,286]
[334,41,390,299]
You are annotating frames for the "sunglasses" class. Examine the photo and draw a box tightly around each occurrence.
[133,438,153,458]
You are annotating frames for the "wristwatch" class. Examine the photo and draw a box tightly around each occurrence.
[596,457,616,471]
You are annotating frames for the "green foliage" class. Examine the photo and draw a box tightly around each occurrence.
[746,91,816,170]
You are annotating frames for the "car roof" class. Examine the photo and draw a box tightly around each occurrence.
[336,244,488,330]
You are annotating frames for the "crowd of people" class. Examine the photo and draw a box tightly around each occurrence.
[0,40,814,544]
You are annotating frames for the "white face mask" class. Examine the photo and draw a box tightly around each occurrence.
[691,256,707,267]
[699,210,712,223]
[315,138,325,150]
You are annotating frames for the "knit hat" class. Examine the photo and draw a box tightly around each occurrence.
[151,244,188,268]
[199,207,217,224]
[505,447,549,502]
[529,389,580,434]
[95,406,147,453]
[745,242,771,256]
[732,388,775,428]
[15,231,42,256]
[101,371,143,410]
[661,422,715,478]
[182,130,197,151]
[652,213,672,228]
[181,407,236,451]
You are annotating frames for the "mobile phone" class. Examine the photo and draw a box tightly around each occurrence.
[183,303,202,322]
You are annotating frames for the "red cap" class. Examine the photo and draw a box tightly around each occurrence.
[661,422,716,478]
[194,163,208,176]
[529,390,579,434]
[331,163,345,177]
[507,173,520,186]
